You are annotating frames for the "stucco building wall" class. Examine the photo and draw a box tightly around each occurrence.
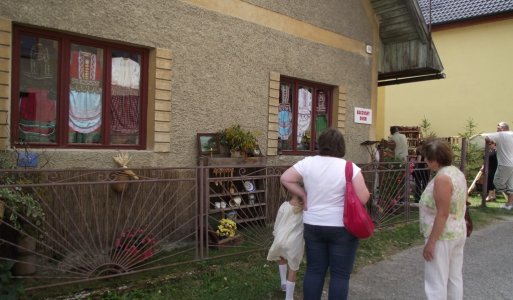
[380,17,513,138]
[0,0,375,168]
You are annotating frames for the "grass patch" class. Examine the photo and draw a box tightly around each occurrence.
[30,195,511,299]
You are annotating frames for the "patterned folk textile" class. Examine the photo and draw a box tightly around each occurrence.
[110,57,141,135]
[69,51,103,134]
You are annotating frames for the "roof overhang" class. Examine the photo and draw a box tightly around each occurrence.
[371,0,445,86]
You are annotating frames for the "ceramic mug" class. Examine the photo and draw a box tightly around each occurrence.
[230,196,242,207]
[214,202,221,209]
[220,201,227,208]
[248,194,256,205]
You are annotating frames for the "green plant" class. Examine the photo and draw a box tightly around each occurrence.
[455,118,482,183]
[419,116,436,138]
[0,261,24,299]
[215,218,237,238]
[218,125,258,154]
[0,151,45,235]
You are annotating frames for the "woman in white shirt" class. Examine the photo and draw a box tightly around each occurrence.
[280,128,370,300]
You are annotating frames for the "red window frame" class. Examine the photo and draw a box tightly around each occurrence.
[11,25,149,149]
[278,77,333,154]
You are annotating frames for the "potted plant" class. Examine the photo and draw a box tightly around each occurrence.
[0,151,45,276]
[218,125,259,157]
[215,218,237,239]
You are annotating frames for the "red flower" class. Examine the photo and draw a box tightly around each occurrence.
[115,228,157,260]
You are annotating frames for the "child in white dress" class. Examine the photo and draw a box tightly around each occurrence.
[267,194,304,300]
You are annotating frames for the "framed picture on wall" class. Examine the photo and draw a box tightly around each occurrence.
[197,133,220,156]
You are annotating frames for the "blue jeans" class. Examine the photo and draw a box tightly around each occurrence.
[303,224,359,300]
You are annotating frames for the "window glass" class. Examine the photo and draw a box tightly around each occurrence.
[68,44,104,144]
[13,26,148,148]
[314,89,329,150]
[278,82,293,150]
[18,35,58,144]
[110,51,141,145]
[296,85,313,151]
[278,78,332,153]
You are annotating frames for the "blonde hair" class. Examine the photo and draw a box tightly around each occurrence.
[291,194,304,214]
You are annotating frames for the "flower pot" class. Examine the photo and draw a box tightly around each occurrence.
[16,235,36,255]
[111,172,130,193]
[230,150,242,158]
[13,253,37,275]
[0,200,4,220]
[13,235,37,275]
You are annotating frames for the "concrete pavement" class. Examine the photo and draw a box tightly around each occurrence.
[348,216,513,300]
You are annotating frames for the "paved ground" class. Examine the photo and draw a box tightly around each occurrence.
[347,216,513,300]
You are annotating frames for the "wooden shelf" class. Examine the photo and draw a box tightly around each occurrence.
[206,156,266,166]
[203,156,267,245]
[209,189,265,198]
[208,233,243,248]
[236,216,266,224]
[209,202,266,213]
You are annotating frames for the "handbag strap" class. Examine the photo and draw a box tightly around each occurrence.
[345,160,353,183]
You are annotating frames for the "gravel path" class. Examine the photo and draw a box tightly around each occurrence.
[347,216,513,300]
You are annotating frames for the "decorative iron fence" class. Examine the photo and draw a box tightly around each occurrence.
[0,162,426,293]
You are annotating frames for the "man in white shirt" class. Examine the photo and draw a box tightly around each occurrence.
[484,122,513,210]
[388,126,408,161]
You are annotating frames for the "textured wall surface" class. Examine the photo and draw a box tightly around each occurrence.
[243,0,373,42]
[0,0,374,167]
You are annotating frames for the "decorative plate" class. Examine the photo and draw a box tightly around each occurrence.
[243,180,255,192]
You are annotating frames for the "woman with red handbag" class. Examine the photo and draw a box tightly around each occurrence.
[281,128,370,300]
[419,139,467,300]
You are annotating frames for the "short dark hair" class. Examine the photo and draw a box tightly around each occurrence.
[421,138,453,167]
[390,126,399,134]
[318,128,345,157]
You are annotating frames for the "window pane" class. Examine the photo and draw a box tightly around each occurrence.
[110,51,141,145]
[69,44,103,144]
[314,89,329,150]
[18,35,58,144]
[297,85,312,150]
[278,83,293,150]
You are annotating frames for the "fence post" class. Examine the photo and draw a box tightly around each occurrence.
[404,161,411,221]
[198,157,206,259]
[460,137,467,174]
[481,143,490,208]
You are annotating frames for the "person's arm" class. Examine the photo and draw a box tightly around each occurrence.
[280,167,307,207]
[388,140,396,150]
[423,174,452,261]
[352,172,370,205]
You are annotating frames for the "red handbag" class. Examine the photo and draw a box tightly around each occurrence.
[343,161,375,239]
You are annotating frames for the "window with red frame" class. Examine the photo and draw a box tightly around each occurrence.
[278,77,332,153]
[11,26,148,148]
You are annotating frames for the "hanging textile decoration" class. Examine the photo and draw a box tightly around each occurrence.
[25,43,53,79]
[317,91,326,112]
[110,57,141,135]
[315,90,327,134]
[278,84,292,140]
[297,87,312,144]
[68,51,102,134]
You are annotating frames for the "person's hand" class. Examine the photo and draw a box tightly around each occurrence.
[423,240,436,261]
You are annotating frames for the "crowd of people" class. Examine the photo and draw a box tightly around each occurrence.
[266,123,504,300]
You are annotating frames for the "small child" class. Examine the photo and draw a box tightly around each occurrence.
[267,194,304,300]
